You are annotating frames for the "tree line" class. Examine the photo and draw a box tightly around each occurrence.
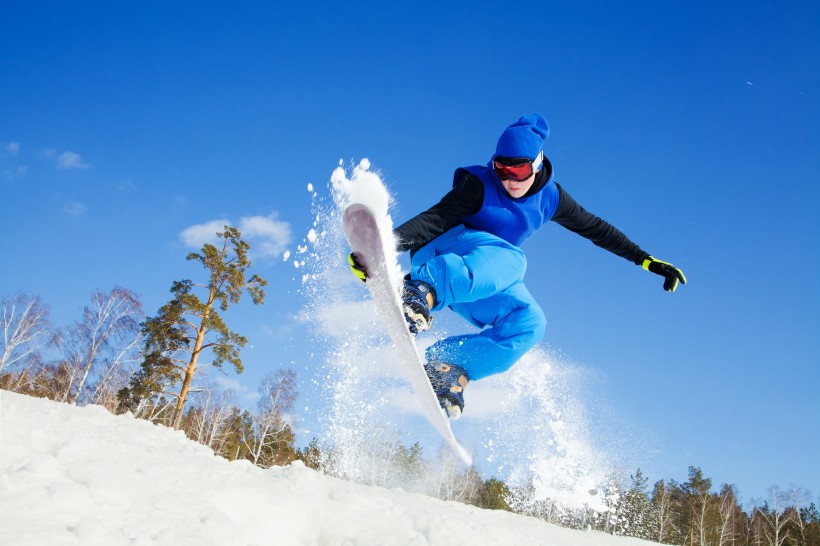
[504,467,820,546]
[298,434,819,546]
[1,226,294,466]
[2,225,817,544]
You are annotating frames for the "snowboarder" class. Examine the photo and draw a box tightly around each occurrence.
[348,113,686,418]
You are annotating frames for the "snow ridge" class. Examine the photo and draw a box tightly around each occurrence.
[0,390,660,546]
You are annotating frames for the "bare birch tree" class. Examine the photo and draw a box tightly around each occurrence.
[752,485,805,546]
[0,293,53,373]
[241,370,297,467]
[507,483,550,523]
[428,445,469,501]
[716,484,744,546]
[185,385,236,451]
[649,479,679,544]
[59,287,143,405]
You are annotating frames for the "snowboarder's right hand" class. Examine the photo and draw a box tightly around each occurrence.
[348,252,367,282]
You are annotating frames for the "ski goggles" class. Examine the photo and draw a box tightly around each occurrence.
[492,152,543,182]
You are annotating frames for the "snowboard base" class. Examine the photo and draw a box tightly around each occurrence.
[343,203,472,465]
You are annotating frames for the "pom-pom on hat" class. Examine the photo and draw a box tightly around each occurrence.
[495,113,550,161]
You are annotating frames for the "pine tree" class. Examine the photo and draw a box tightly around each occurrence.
[118,226,267,429]
[296,438,323,470]
[216,406,248,461]
[800,503,820,546]
[683,466,715,546]
[615,468,651,538]
[394,441,425,484]
[477,477,512,511]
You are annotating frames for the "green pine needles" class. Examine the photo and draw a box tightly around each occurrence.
[118,226,268,429]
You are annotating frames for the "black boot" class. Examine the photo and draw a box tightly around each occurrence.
[402,279,436,334]
[424,361,469,419]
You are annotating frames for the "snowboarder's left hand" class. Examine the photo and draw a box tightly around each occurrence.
[642,257,686,292]
[348,252,367,282]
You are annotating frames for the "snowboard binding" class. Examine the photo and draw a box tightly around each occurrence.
[402,279,436,334]
[424,361,469,419]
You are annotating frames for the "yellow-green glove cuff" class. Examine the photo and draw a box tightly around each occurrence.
[348,252,367,282]
[643,256,687,292]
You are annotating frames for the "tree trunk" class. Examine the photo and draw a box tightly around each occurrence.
[172,363,197,429]
[171,302,212,429]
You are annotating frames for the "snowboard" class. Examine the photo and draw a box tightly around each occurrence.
[342,203,472,466]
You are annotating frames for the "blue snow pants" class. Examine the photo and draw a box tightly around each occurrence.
[410,225,547,381]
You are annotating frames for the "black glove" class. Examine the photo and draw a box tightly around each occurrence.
[642,256,687,292]
[348,252,367,282]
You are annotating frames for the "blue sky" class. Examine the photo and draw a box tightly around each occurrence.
[2,1,818,502]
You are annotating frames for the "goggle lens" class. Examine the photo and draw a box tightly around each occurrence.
[493,161,534,182]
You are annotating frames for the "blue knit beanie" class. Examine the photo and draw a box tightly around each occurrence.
[495,113,550,160]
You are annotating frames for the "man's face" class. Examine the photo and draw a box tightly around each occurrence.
[501,169,539,198]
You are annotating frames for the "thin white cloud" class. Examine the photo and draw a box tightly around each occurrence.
[57,151,91,170]
[2,166,27,181]
[239,214,292,259]
[1,143,26,180]
[179,213,293,261]
[179,219,230,248]
[116,179,137,192]
[213,376,253,396]
[62,202,88,217]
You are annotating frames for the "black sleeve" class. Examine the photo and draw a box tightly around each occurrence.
[394,170,484,253]
[551,183,650,265]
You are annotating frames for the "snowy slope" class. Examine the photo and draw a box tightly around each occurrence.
[0,391,662,546]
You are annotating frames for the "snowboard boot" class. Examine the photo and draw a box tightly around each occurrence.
[402,279,436,335]
[424,361,469,420]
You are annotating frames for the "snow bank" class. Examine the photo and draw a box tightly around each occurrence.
[0,391,663,546]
